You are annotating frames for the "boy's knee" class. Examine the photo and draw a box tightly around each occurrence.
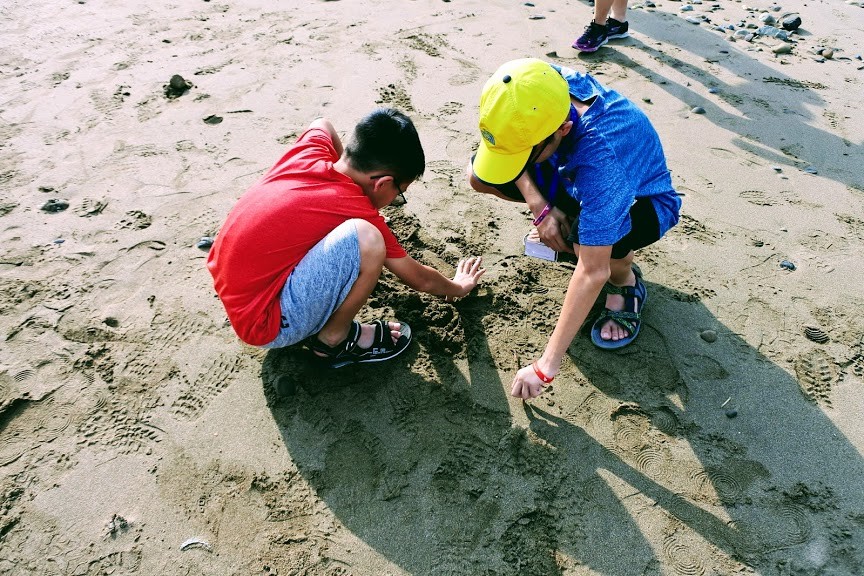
[351,219,385,256]
[467,169,489,194]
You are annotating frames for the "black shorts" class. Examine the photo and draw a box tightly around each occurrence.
[489,161,661,260]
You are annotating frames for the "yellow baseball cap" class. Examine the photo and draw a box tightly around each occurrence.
[473,59,571,185]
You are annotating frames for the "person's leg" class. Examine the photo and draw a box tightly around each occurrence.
[609,0,628,23]
[595,197,660,343]
[575,0,629,50]
[605,0,631,40]
[599,251,637,341]
[592,0,614,24]
[314,219,402,350]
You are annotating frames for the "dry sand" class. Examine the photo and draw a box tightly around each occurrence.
[2,0,864,574]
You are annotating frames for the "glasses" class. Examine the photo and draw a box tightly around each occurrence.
[371,174,407,206]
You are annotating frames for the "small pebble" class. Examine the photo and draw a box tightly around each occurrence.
[524,1,535,5]
[41,199,69,213]
[821,48,834,59]
[700,330,718,343]
[772,43,793,54]
[803,166,818,174]
[780,260,796,271]
[708,87,719,93]
[780,13,802,30]
[757,25,788,40]
[725,409,738,418]
[642,97,652,103]
[681,4,694,10]
[528,14,546,19]
[691,106,706,114]
[52,238,65,244]
[203,115,223,125]
[196,236,214,250]
[164,74,192,99]
[772,166,782,172]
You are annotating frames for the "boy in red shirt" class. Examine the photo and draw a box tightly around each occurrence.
[208,108,485,368]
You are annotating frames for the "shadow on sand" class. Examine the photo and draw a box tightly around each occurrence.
[261,244,864,575]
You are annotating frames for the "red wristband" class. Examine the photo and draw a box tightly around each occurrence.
[532,361,554,384]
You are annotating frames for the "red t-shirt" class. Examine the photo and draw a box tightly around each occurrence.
[207,127,407,346]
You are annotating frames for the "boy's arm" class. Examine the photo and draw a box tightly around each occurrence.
[309,118,343,157]
[385,255,484,299]
[510,244,611,398]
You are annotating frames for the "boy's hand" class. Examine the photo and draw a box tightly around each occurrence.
[536,207,573,253]
[511,364,547,399]
[450,256,485,299]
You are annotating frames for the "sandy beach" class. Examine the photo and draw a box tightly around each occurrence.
[2,0,864,574]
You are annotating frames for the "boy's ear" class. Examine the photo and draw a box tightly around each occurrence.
[560,120,574,137]
[372,175,394,194]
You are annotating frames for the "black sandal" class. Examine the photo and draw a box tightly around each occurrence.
[303,319,412,369]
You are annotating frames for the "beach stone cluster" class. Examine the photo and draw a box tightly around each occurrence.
[634,0,862,67]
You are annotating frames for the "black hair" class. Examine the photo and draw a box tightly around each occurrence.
[344,108,425,185]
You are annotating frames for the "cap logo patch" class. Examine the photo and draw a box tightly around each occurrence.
[481,129,496,145]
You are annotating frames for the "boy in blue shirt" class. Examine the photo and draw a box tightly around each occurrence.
[467,58,681,399]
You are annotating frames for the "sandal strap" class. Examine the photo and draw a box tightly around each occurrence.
[304,321,361,356]
[598,309,640,333]
[369,319,397,352]
[604,283,639,298]
[604,266,644,296]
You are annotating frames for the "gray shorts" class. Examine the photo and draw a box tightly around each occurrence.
[261,220,361,349]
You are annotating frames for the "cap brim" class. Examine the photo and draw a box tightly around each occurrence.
[472,140,532,186]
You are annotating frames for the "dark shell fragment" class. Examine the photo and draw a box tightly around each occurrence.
[803,325,829,344]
